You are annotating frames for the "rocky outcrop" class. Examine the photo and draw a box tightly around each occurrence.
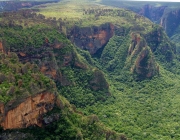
[128,4,180,37]
[138,4,167,23]
[68,23,115,55]
[128,33,159,80]
[0,45,59,130]
[160,9,180,37]
[145,26,176,61]
[1,25,110,108]
[133,47,159,79]
[17,42,71,85]
[105,2,180,38]
[13,34,110,93]
[0,91,56,130]
[89,69,110,94]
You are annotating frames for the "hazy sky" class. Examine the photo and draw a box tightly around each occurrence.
[130,0,180,1]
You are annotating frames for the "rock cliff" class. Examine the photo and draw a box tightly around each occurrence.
[160,9,180,37]
[0,43,123,140]
[0,42,5,53]
[0,26,110,108]
[128,33,159,80]
[135,5,180,37]
[68,23,115,55]
[99,24,174,80]
[102,1,180,38]
[128,4,180,38]
[0,47,58,130]
[138,4,167,23]
[145,26,176,62]
[0,91,56,130]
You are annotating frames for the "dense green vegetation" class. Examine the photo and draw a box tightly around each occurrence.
[78,21,180,139]
[17,96,123,140]
[171,24,180,54]
[0,94,124,140]
[4,29,109,108]
[0,8,119,139]
[0,12,110,107]
[2,0,180,140]
[0,26,65,49]
[81,67,180,140]
[0,22,123,140]
[0,52,55,103]
[38,1,180,139]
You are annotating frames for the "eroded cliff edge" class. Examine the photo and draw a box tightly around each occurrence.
[0,91,56,130]
[68,23,117,55]
[0,49,58,130]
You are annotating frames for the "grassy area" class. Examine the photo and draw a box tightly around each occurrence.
[37,0,153,32]
[36,0,92,21]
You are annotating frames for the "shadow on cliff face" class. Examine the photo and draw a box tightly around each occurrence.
[68,23,115,56]
[68,23,130,59]
[92,42,108,58]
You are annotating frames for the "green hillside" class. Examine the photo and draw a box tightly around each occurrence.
[0,52,56,103]
[36,0,180,139]
[1,0,180,140]
[0,7,125,139]
[0,52,123,140]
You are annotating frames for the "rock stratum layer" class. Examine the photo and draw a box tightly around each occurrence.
[0,91,56,130]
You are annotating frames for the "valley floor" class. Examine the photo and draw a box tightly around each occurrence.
[81,68,180,140]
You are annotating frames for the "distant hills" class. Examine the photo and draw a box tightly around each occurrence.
[0,0,59,12]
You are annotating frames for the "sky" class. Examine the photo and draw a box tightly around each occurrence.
[129,0,180,1]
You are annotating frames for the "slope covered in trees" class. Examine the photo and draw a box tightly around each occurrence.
[0,15,126,140]
[37,0,180,139]
[1,0,180,139]
[0,7,126,140]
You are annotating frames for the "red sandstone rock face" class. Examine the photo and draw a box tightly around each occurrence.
[134,47,158,79]
[128,33,159,80]
[69,23,115,55]
[0,92,56,130]
[40,65,57,79]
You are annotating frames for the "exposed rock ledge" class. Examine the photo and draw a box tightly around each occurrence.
[0,91,56,130]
